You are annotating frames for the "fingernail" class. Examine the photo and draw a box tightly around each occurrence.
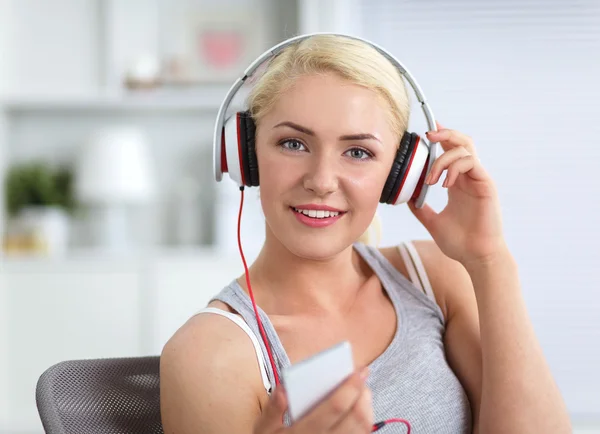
[425,173,433,184]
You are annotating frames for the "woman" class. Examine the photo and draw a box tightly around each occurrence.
[160,35,571,433]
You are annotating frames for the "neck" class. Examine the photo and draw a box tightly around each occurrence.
[241,230,370,316]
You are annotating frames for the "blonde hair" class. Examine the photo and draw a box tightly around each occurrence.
[248,35,412,245]
[357,210,382,245]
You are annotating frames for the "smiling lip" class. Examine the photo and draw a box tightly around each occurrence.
[290,204,346,228]
[292,204,345,212]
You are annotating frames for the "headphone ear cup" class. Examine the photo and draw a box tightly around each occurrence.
[222,111,259,186]
[396,134,431,205]
[238,111,259,187]
[222,113,243,185]
[380,132,417,204]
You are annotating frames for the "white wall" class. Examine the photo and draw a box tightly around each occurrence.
[0,0,14,96]
[5,0,100,97]
[0,270,8,432]
[297,0,362,35]
[358,0,600,421]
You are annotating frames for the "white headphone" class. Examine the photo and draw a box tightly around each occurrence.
[213,32,438,208]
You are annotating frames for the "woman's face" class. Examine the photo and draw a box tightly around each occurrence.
[255,73,398,260]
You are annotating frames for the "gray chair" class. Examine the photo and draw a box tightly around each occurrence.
[36,356,164,434]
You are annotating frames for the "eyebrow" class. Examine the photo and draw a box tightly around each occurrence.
[273,121,382,144]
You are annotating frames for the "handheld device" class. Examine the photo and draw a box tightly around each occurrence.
[282,340,355,422]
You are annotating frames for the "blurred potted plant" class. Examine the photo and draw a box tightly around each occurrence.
[4,161,76,256]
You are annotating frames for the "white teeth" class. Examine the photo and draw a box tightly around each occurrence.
[293,208,340,219]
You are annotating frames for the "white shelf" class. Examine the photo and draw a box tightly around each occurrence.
[1,245,238,268]
[0,88,231,112]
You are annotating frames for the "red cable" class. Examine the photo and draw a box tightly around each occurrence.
[236,187,410,432]
[372,418,412,432]
[237,187,281,387]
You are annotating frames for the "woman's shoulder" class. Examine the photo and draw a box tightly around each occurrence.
[377,239,471,321]
[161,300,263,381]
[160,301,269,430]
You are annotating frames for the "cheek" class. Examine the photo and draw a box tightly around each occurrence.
[255,147,302,202]
[261,155,291,181]
[345,167,389,207]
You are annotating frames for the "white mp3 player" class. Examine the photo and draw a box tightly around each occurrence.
[282,340,355,422]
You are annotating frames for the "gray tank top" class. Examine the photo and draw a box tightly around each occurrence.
[204,242,472,432]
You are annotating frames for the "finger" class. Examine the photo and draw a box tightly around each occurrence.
[254,386,287,433]
[443,155,475,187]
[446,154,490,186]
[296,369,367,431]
[330,387,374,434]
[426,128,477,155]
[425,146,471,185]
[407,200,438,232]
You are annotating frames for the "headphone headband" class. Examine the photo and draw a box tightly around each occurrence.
[213,32,438,208]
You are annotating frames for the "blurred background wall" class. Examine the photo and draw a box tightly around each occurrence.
[0,0,598,432]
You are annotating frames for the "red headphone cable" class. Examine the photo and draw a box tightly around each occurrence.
[236,186,411,433]
[237,186,281,387]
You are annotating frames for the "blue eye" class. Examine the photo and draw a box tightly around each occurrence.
[345,148,373,160]
[280,139,306,152]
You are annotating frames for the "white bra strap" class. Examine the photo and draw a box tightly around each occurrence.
[403,241,436,303]
[396,242,423,293]
[195,307,272,394]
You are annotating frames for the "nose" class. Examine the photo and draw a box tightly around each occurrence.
[303,152,339,197]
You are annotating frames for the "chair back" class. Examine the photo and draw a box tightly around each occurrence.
[36,356,163,434]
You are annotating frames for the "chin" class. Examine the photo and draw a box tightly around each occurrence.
[268,216,361,262]
[286,235,351,261]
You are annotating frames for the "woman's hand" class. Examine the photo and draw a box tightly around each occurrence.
[408,122,507,268]
[253,367,374,434]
